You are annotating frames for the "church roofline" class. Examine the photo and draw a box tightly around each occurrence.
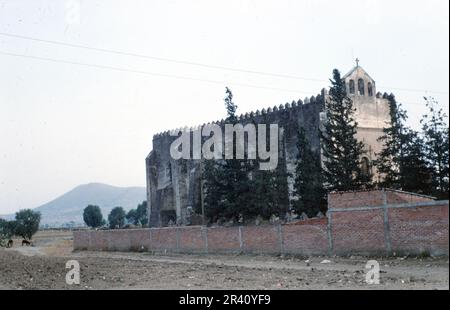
[342,65,376,83]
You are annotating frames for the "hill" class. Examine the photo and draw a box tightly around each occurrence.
[1,183,146,227]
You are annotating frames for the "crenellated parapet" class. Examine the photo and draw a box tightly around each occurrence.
[152,91,326,139]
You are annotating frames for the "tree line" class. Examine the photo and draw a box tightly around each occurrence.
[200,69,449,225]
[0,209,41,245]
[82,201,148,229]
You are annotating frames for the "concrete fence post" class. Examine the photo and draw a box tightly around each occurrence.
[88,230,93,250]
[238,226,243,251]
[107,231,112,251]
[176,227,180,252]
[203,226,209,254]
[382,189,392,255]
[148,228,152,252]
[277,224,284,255]
[327,210,333,256]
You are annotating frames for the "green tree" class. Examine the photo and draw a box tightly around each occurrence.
[0,219,7,246]
[203,87,257,223]
[252,120,290,220]
[421,97,449,199]
[401,130,433,195]
[376,95,438,196]
[220,157,255,222]
[108,207,126,229]
[224,87,238,123]
[376,94,409,189]
[83,205,104,228]
[126,209,138,225]
[293,127,326,217]
[321,69,368,191]
[136,201,149,226]
[0,219,8,240]
[14,209,41,240]
[203,159,227,223]
[252,161,290,220]
[125,201,148,226]
[219,87,255,222]
[0,219,17,245]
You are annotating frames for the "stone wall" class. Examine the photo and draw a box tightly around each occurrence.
[146,95,325,227]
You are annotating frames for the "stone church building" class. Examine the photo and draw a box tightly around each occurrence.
[145,64,390,227]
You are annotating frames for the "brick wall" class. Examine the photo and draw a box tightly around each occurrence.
[241,225,280,254]
[331,209,386,255]
[73,190,449,256]
[150,227,177,251]
[388,204,449,256]
[385,190,434,205]
[327,190,385,209]
[178,226,206,252]
[206,226,241,253]
[282,220,328,255]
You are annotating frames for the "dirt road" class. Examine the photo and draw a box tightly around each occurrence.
[0,230,448,290]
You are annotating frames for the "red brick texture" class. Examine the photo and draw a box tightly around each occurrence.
[89,230,109,251]
[73,230,89,250]
[241,225,280,254]
[385,191,433,205]
[282,223,328,255]
[150,227,177,251]
[108,229,130,251]
[178,226,206,252]
[73,190,449,256]
[328,191,385,209]
[388,204,449,256]
[128,229,151,251]
[206,226,241,253]
[331,209,386,255]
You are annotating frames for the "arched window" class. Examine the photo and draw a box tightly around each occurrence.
[358,79,365,95]
[361,157,370,178]
[165,163,172,181]
[349,80,355,94]
[368,82,373,97]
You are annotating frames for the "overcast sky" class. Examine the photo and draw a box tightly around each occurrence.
[0,0,448,214]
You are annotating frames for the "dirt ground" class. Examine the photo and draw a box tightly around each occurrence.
[0,230,448,290]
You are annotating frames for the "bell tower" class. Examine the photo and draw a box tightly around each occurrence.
[341,60,390,182]
[342,59,377,100]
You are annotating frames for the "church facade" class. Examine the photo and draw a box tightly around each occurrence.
[145,65,390,227]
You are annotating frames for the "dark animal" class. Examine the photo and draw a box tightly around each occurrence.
[6,239,13,248]
[22,239,31,246]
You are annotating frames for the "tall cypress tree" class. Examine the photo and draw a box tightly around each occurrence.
[420,97,449,199]
[203,158,226,223]
[269,149,290,219]
[401,129,433,195]
[203,87,255,223]
[376,94,409,189]
[252,131,290,220]
[221,87,255,222]
[293,127,326,217]
[321,69,368,191]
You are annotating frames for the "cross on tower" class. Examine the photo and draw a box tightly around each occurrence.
[355,58,360,67]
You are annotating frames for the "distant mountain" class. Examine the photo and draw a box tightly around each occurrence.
[1,183,146,227]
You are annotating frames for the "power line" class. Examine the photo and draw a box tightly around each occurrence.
[0,32,325,82]
[379,86,448,95]
[0,50,315,95]
[1,32,448,95]
[0,51,444,108]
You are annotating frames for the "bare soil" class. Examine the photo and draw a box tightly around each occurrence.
[0,230,448,290]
